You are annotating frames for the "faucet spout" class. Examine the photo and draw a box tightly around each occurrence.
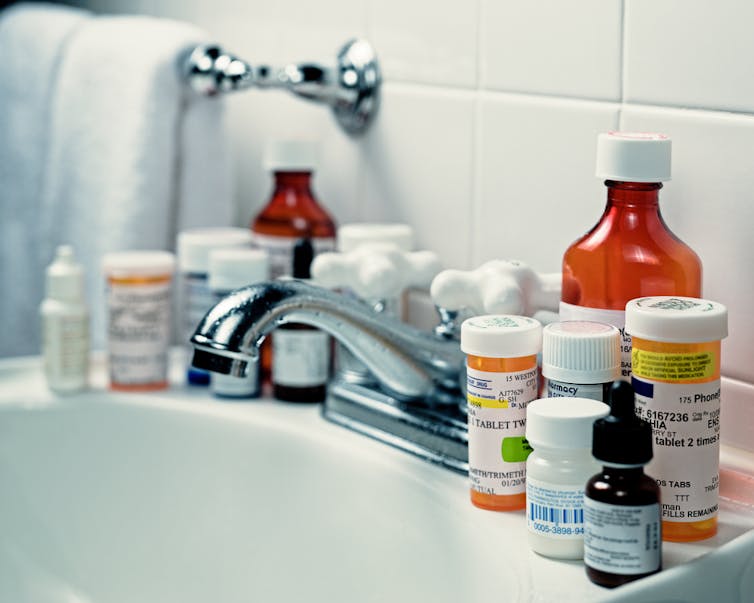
[190,280,464,402]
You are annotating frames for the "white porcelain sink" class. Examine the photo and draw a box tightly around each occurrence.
[1,355,753,602]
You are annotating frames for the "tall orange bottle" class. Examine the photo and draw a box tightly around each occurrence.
[560,132,702,380]
[251,140,336,394]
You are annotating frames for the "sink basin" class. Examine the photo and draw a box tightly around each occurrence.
[1,354,753,602]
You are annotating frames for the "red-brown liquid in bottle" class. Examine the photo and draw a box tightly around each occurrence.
[250,171,336,395]
[562,181,702,309]
[563,180,705,542]
[251,172,336,242]
[585,467,662,587]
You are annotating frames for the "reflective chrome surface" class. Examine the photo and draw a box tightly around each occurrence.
[182,39,380,135]
[191,280,463,403]
[190,280,468,471]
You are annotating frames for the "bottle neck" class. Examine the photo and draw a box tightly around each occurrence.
[605,180,662,209]
[272,171,314,196]
[600,464,646,478]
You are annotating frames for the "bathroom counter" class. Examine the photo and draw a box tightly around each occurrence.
[1,353,753,602]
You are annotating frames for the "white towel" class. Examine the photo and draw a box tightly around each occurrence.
[0,2,89,357]
[0,9,234,356]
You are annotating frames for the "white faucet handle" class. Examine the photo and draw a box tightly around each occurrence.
[430,259,561,316]
[311,244,442,300]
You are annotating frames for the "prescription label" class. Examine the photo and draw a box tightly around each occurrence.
[527,478,585,540]
[633,377,721,523]
[466,366,537,496]
[584,499,661,575]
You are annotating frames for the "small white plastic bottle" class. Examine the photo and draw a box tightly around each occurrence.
[177,227,254,385]
[40,245,89,393]
[525,397,610,559]
[208,247,269,399]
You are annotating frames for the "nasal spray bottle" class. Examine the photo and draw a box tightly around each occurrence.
[40,245,89,393]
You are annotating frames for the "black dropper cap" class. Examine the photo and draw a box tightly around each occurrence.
[292,238,314,279]
[592,381,653,465]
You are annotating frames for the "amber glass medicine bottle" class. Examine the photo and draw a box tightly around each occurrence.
[460,315,542,511]
[272,238,330,402]
[250,140,336,382]
[561,132,702,380]
[584,381,661,588]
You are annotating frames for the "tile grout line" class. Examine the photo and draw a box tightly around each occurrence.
[475,0,483,93]
[618,0,628,129]
[468,0,483,267]
[386,79,754,122]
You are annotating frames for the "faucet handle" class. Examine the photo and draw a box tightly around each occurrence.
[311,244,441,300]
[430,259,561,316]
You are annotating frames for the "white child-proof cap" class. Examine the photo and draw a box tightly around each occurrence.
[264,139,318,172]
[625,296,728,343]
[526,397,610,450]
[542,321,621,384]
[208,248,270,291]
[596,131,672,183]
[102,250,175,278]
[337,223,414,253]
[460,314,542,358]
[177,227,253,273]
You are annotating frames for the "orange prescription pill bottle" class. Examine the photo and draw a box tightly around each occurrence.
[461,315,542,511]
[102,251,176,391]
[625,296,728,542]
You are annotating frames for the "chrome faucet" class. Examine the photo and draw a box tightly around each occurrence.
[190,280,469,472]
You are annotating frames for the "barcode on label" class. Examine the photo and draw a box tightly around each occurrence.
[529,503,584,525]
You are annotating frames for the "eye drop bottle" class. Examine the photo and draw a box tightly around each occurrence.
[40,245,89,393]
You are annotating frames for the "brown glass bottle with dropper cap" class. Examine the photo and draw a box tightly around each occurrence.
[272,238,329,402]
[584,381,661,588]
[250,141,337,383]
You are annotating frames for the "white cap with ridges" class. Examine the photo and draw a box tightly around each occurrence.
[596,131,672,183]
[337,223,414,253]
[177,228,253,273]
[542,321,621,384]
[460,315,542,358]
[625,296,728,343]
[526,397,610,450]
[209,248,269,291]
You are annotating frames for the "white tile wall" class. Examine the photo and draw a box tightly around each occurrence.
[56,0,754,448]
[480,0,623,101]
[361,83,475,269]
[475,94,618,272]
[368,0,478,88]
[621,105,754,384]
[226,92,365,229]
[624,0,754,113]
